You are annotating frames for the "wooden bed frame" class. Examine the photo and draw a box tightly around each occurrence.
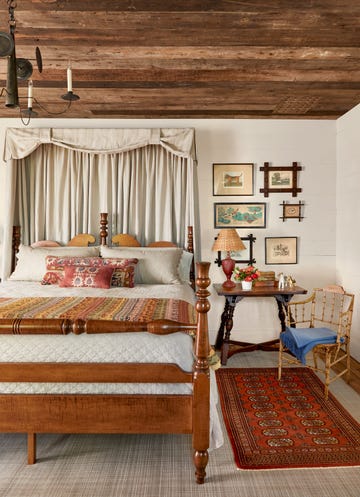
[0,214,211,484]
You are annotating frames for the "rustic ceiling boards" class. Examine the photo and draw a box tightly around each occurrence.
[0,0,359,120]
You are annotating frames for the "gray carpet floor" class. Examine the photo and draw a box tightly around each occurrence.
[0,351,359,497]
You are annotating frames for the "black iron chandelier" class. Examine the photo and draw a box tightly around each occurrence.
[0,0,79,125]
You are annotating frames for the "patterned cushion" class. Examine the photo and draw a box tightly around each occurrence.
[59,265,115,289]
[46,256,103,269]
[102,258,138,288]
[42,255,138,287]
[42,271,63,285]
[42,256,103,285]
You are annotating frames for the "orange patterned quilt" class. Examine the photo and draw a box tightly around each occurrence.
[0,296,196,325]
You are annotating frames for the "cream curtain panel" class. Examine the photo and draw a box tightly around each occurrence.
[1,128,199,279]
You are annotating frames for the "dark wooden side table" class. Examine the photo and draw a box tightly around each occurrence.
[213,283,307,365]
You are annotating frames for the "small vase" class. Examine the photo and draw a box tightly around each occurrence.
[241,280,253,291]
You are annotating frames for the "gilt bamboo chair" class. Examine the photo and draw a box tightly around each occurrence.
[278,285,354,399]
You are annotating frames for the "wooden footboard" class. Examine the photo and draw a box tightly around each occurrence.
[0,262,211,484]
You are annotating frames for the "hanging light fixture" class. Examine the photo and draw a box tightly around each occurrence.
[0,0,79,125]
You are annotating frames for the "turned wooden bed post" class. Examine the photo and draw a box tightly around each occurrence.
[192,261,211,484]
[100,213,108,245]
[187,226,196,290]
[11,225,21,273]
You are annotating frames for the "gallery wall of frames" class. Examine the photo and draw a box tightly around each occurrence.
[212,162,305,268]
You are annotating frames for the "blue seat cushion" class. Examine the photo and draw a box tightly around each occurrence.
[280,327,339,364]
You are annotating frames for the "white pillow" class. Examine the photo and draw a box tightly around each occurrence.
[178,250,194,284]
[100,246,182,284]
[9,245,100,281]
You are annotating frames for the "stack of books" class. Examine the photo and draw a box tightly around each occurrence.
[257,271,276,287]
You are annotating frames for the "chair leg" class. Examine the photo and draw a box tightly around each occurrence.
[313,348,318,370]
[324,382,329,400]
[324,350,332,400]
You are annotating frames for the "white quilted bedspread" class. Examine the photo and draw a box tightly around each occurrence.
[0,281,196,385]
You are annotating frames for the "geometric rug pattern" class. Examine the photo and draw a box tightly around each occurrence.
[216,367,360,470]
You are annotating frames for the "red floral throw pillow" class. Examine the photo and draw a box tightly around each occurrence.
[42,256,138,288]
[101,258,138,288]
[59,265,115,289]
[42,256,103,285]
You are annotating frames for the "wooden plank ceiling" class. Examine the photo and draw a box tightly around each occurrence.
[0,0,359,120]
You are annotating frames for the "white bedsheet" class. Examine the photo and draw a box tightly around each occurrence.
[0,281,223,449]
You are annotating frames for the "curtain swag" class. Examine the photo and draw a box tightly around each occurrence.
[3,127,197,161]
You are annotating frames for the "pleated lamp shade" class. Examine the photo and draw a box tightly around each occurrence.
[212,229,246,289]
[212,229,246,253]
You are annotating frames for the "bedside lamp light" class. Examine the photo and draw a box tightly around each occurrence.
[212,229,246,289]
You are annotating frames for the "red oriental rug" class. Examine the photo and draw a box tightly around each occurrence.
[216,367,360,470]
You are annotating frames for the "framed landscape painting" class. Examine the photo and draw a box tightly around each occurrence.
[260,162,302,197]
[214,202,266,229]
[213,163,254,196]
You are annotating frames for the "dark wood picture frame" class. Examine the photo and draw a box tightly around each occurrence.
[214,233,256,267]
[265,236,298,265]
[260,162,302,197]
[213,163,254,196]
[280,201,304,222]
[214,202,266,229]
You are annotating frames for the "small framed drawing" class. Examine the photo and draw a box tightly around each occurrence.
[265,237,298,265]
[214,202,266,229]
[280,201,304,222]
[213,163,254,196]
[260,162,302,197]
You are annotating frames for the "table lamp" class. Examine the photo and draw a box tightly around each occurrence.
[212,229,246,289]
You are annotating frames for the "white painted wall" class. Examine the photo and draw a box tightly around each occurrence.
[195,120,336,346]
[336,104,360,360]
[0,117,337,349]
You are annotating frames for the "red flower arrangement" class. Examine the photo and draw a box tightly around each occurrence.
[233,265,260,282]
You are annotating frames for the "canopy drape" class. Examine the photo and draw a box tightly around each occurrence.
[1,128,200,280]
[3,128,196,161]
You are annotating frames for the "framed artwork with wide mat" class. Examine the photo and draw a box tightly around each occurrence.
[213,163,254,196]
[265,236,298,264]
[216,368,360,470]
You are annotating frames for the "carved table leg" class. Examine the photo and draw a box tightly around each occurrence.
[220,296,241,365]
[193,449,208,484]
[214,298,230,350]
[275,294,294,332]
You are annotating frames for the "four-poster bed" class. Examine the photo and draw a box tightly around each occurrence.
[0,128,219,484]
[0,216,218,484]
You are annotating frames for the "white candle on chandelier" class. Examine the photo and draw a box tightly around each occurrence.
[27,80,33,108]
[67,65,72,92]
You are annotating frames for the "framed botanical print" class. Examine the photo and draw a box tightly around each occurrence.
[265,237,298,264]
[213,163,254,196]
[214,202,266,229]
